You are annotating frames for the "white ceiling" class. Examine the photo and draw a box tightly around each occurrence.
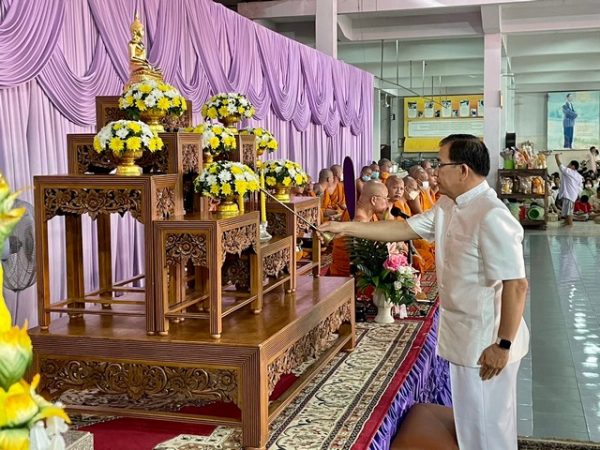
[234,0,600,95]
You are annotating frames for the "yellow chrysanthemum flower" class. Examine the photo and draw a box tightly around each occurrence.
[230,166,243,175]
[0,317,32,390]
[207,108,218,119]
[223,136,236,148]
[157,97,170,111]
[124,95,134,106]
[172,97,181,107]
[128,122,142,133]
[221,183,232,196]
[135,99,147,111]
[237,106,245,114]
[181,98,187,110]
[139,84,153,94]
[282,177,292,187]
[212,126,223,136]
[295,174,304,185]
[93,136,102,153]
[0,427,29,450]
[112,122,122,131]
[209,165,218,174]
[210,184,220,195]
[158,83,169,92]
[218,106,229,117]
[208,136,220,150]
[234,180,248,195]
[267,139,278,149]
[254,128,263,137]
[266,176,276,187]
[108,137,124,153]
[125,137,142,151]
[193,124,204,134]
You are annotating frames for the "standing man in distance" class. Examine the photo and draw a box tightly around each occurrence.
[562,93,577,149]
[320,134,529,450]
[555,153,584,226]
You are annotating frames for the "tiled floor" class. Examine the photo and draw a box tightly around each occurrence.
[518,222,600,442]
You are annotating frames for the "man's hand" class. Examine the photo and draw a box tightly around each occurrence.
[477,344,510,380]
[318,221,346,242]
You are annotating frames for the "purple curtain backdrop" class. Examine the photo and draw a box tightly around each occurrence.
[0,0,373,326]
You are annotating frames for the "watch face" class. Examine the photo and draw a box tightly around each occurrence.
[498,339,512,350]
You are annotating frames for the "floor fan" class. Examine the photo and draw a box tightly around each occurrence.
[1,199,36,325]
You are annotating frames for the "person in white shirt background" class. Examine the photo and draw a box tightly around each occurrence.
[555,153,584,226]
[320,134,529,450]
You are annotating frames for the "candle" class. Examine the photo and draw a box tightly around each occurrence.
[238,192,245,214]
[260,169,267,223]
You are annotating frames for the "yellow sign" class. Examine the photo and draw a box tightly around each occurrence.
[403,94,483,152]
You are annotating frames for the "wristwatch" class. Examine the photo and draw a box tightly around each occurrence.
[496,338,512,350]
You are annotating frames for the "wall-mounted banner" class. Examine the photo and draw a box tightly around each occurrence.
[547,91,600,150]
[403,94,483,153]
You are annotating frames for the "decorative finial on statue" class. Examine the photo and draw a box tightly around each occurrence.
[126,12,163,88]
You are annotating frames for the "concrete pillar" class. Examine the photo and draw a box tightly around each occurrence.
[316,0,337,58]
[483,33,503,189]
[373,89,381,162]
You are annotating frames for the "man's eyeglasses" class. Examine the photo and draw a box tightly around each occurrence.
[436,161,465,168]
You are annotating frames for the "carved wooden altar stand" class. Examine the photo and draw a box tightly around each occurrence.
[30,94,355,450]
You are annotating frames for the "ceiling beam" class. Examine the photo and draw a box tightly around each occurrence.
[238,0,536,19]
[481,5,501,34]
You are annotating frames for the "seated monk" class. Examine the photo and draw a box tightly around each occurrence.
[378,158,392,182]
[426,167,441,201]
[317,169,342,222]
[369,162,381,181]
[385,176,435,275]
[404,175,423,215]
[330,181,392,277]
[409,165,435,212]
[329,164,347,214]
[356,165,372,197]
[391,404,458,450]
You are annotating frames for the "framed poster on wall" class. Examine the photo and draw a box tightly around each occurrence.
[547,91,600,150]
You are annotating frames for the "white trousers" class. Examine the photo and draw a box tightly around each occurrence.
[450,360,520,450]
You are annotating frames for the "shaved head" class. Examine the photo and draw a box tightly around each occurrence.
[319,168,333,183]
[358,181,389,215]
[386,175,405,200]
[330,164,343,181]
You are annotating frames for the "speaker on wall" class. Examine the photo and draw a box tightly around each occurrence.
[505,132,516,148]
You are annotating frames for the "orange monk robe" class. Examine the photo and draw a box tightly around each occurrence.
[320,183,348,222]
[419,188,435,212]
[433,190,441,202]
[329,214,377,277]
[380,171,390,182]
[391,199,435,274]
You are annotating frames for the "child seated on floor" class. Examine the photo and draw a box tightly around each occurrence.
[573,195,592,221]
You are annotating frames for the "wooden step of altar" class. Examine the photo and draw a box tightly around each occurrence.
[29,275,355,450]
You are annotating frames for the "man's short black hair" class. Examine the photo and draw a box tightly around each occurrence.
[439,134,490,177]
[569,160,580,170]
[567,93,573,98]
[551,172,560,178]
[581,195,589,202]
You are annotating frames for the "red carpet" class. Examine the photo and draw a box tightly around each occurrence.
[78,373,298,450]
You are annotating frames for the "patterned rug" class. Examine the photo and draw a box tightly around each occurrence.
[518,437,600,449]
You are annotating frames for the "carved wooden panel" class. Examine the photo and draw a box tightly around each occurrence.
[221,223,258,259]
[263,247,291,278]
[75,143,116,174]
[155,187,176,219]
[40,358,239,406]
[165,233,208,268]
[137,149,169,174]
[267,300,352,395]
[43,188,142,221]
[296,207,319,235]
[266,212,287,237]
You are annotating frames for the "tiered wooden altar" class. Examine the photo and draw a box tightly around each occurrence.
[29,96,354,450]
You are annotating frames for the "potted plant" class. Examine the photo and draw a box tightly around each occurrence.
[194,161,260,217]
[263,159,309,202]
[119,80,187,132]
[201,93,255,127]
[349,240,419,323]
[239,127,278,156]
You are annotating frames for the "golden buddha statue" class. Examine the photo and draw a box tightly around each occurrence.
[126,14,163,87]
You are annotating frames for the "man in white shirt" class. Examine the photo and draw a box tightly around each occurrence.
[320,134,529,450]
[555,153,584,226]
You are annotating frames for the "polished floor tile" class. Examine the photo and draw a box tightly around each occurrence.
[521,223,600,442]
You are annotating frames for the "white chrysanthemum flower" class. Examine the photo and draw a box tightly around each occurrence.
[141,135,150,146]
[153,90,164,99]
[274,166,282,173]
[165,90,177,98]
[226,104,237,114]
[116,128,129,139]
[206,174,217,185]
[144,96,157,108]
[134,92,143,100]
[239,98,248,106]
[219,171,232,182]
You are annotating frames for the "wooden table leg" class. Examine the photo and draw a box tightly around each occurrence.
[97,214,112,309]
[251,251,262,314]
[241,353,269,450]
[210,241,222,339]
[65,215,84,317]
[35,186,50,329]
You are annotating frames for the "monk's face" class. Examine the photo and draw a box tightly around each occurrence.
[387,180,405,201]
[331,166,343,182]
[426,168,438,187]
[369,185,390,214]
[380,162,392,173]
[404,179,419,201]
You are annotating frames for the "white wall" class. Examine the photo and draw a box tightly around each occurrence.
[514,92,594,173]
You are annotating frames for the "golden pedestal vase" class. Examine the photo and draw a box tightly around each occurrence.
[140,108,166,133]
[115,148,144,176]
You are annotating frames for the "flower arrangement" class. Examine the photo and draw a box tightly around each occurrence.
[201,123,238,157]
[119,80,187,118]
[93,120,163,157]
[263,160,309,188]
[349,240,419,306]
[194,161,260,199]
[0,174,70,449]
[239,128,278,155]
[201,93,255,121]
